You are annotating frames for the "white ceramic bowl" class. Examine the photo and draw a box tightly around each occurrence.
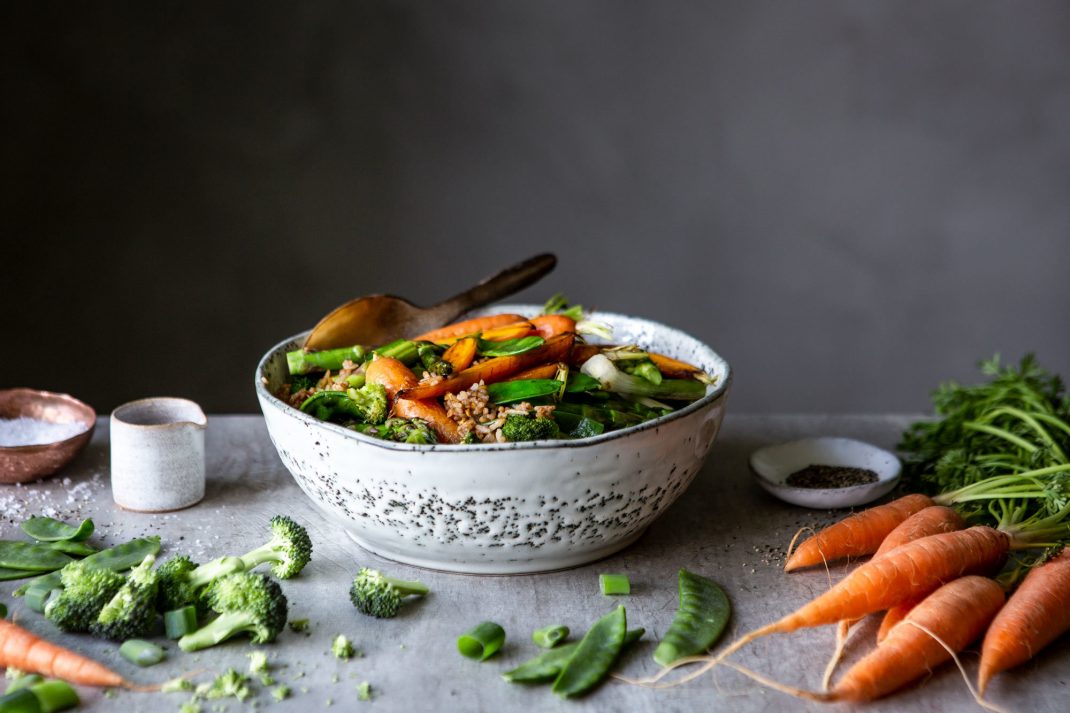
[749,437,901,508]
[255,305,731,574]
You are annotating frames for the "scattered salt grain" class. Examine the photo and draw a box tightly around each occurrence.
[0,417,86,447]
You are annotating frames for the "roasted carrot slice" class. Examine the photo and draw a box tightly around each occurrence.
[442,337,478,372]
[648,353,702,379]
[508,363,561,381]
[480,321,536,342]
[398,334,575,400]
[531,314,576,338]
[365,357,461,443]
[412,313,525,343]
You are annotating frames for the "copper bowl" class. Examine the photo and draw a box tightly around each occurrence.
[0,389,96,484]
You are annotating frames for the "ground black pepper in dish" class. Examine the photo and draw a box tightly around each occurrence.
[785,464,879,489]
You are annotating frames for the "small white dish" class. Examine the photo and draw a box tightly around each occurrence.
[749,437,901,508]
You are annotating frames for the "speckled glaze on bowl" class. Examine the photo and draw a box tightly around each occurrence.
[255,306,731,574]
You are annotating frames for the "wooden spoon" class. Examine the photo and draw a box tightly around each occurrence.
[303,253,557,350]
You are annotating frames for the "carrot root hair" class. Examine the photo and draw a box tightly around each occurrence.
[784,526,813,566]
[902,621,1012,713]
[822,619,853,691]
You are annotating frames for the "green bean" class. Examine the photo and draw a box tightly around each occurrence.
[552,606,626,698]
[164,606,199,639]
[20,517,94,543]
[286,345,367,375]
[0,567,39,582]
[29,681,78,713]
[0,543,72,572]
[599,574,630,595]
[503,628,644,684]
[456,622,506,661]
[0,687,40,713]
[43,541,96,557]
[119,639,166,667]
[532,624,569,649]
[652,568,731,667]
[4,676,43,695]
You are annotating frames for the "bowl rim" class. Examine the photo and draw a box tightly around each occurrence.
[255,307,732,452]
[0,387,96,452]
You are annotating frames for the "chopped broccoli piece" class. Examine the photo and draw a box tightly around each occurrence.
[260,674,276,686]
[161,677,194,693]
[288,618,310,633]
[198,668,251,701]
[247,651,269,674]
[92,554,160,641]
[44,561,125,632]
[300,384,388,425]
[272,684,291,701]
[349,568,428,619]
[357,682,372,701]
[501,413,560,442]
[179,701,202,713]
[416,342,453,377]
[238,515,313,580]
[156,554,246,612]
[331,635,355,660]
[353,418,437,444]
[178,572,289,652]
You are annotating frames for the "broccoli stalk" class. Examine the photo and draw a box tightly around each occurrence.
[92,554,160,641]
[415,342,453,377]
[580,354,707,401]
[349,568,428,618]
[178,572,288,652]
[237,515,313,580]
[157,554,246,612]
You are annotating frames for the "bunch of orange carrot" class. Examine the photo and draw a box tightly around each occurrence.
[700,493,1070,704]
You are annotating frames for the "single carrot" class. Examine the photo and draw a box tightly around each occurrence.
[978,549,1070,694]
[411,313,525,342]
[397,333,575,400]
[479,321,536,342]
[365,357,461,444]
[876,599,919,643]
[0,618,139,688]
[831,576,1005,702]
[784,493,936,572]
[508,363,561,381]
[531,314,576,338]
[442,337,478,372]
[648,353,702,379]
[873,505,966,559]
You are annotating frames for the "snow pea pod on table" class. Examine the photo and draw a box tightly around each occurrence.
[552,606,628,698]
[0,542,73,571]
[20,516,94,543]
[504,628,645,684]
[653,569,731,667]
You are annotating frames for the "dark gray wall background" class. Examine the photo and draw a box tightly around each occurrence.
[3,2,1069,414]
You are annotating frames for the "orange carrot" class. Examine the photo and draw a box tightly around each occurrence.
[365,357,461,444]
[832,576,1005,702]
[442,337,477,372]
[784,493,936,572]
[531,314,576,338]
[876,599,919,643]
[411,313,525,342]
[0,618,137,688]
[397,333,575,400]
[508,363,561,381]
[479,321,536,342]
[568,343,602,366]
[873,505,966,558]
[978,549,1070,694]
[648,353,702,379]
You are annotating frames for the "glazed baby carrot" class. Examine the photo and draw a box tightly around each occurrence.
[480,321,536,342]
[508,363,561,381]
[398,333,575,401]
[0,618,141,688]
[978,549,1070,694]
[411,313,525,343]
[365,357,462,443]
[873,505,966,559]
[831,576,1005,702]
[442,337,478,372]
[531,314,576,339]
[784,493,936,572]
[648,353,702,379]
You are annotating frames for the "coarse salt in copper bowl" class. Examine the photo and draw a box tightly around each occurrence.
[0,388,96,484]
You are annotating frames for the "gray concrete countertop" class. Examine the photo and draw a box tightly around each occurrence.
[2,415,1062,712]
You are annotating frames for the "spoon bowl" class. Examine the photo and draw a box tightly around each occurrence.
[304,254,557,350]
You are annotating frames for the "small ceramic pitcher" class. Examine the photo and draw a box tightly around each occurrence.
[110,397,207,512]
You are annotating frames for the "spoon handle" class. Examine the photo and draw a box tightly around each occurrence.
[431,253,557,316]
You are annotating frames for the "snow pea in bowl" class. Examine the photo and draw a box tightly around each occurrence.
[255,305,731,574]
